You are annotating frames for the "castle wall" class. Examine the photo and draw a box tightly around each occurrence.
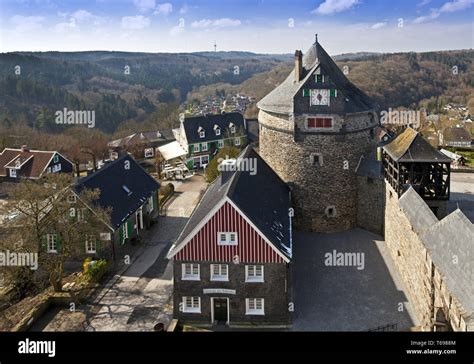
[384,182,473,331]
[259,109,376,232]
[356,176,385,235]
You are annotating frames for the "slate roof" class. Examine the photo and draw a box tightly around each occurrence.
[383,127,452,163]
[182,112,246,144]
[422,210,474,314]
[74,154,160,229]
[355,155,383,180]
[257,38,375,115]
[0,148,66,178]
[398,187,439,234]
[168,146,292,260]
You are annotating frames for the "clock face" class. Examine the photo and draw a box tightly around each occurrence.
[310,89,330,106]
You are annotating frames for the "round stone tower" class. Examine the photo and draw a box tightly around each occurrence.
[257,36,379,232]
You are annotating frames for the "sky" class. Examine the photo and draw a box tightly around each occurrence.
[0,0,473,54]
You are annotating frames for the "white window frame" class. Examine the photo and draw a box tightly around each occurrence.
[199,131,205,138]
[230,126,236,134]
[181,263,200,281]
[122,222,129,240]
[182,296,201,313]
[53,154,59,163]
[217,232,238,246]
[144,148,154,158]
[218,140,224,148]
[85,235,97,254]
[234,138,240,146]
[245,265,264,283]
[46,234,58,253]
[9,169,17,178]
[246,298,265,315]
[67,194,77,203]
[201,143,208,152]
[193,144,200,153]
[210,264,229,281]
[215,128,221,136]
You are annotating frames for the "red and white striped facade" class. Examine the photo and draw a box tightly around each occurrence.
[173,200,288,263]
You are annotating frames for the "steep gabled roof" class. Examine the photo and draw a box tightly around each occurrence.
[168,146,292,260]
[74,154,160,229]
[383,127,452,163]
[257,38,375,115]
[181,112,246,144]
[0,148,69,179]
[443,126,472,143]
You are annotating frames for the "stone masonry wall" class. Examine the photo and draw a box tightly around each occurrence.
[173,260,292,326]
[356,176,385,235]
[259,109,376,232]
[384,182,472,331]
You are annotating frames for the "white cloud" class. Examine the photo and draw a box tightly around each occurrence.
[313,0,360,15]
[191,18,241,29]
[134,0,156,12]
[121,15,150,29]
[54,19,77,33]
[10,15,44,32]
[153,3,173,15]
[371,22,387,29]
[418,0,431,6]
[169,25,184,36]
[414,0,473,23]
[179,5,189,14]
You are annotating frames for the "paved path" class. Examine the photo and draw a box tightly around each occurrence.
[83,175,207,331]
[292,229,416,331]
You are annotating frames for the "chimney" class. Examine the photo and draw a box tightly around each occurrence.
[219,159,236,185]
[21,145,29,152]
[294,50,302,82]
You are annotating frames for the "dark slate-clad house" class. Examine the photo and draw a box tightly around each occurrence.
[68,154,160,260]
[173,112,247,169]
[167,146,293,327]
[0,146,73,182]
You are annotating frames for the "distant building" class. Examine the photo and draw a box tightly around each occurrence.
[108,130,175,160]
[441,126,472,148]
[0,146,73,182]
[167,147,293,327]
[173,112,247,169]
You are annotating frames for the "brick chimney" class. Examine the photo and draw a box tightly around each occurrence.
[21,145,29,152]
[294,50,303,82]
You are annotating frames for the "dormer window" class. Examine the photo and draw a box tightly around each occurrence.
[122,185,132,196]
[229,123,236,134]
[214,124,221,136]
[198,126,205,138]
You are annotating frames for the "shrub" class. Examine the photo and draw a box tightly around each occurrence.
[85,259,108,281]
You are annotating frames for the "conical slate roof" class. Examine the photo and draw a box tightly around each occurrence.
[257,38,375,115]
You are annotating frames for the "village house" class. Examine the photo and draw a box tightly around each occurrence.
[0,146,73,182]
[39,154,160,261]
[440,126,472,148]
[108,130,175,161]
[167,147,293,327]
[173,112,247,169]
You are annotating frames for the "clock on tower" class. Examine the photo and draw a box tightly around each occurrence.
[310,89,330,106]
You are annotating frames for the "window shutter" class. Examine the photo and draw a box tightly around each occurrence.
[41,235,47,252]
[316,74,323,83]
[330,89,338,97]
[302,89,310,97]
[127,219,133,237]
[119,225,124,244]
[56,234,62,253]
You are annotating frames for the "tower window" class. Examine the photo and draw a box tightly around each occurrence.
[310,153,323,166]
[307,117,332,129]
[325,206,337,218]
